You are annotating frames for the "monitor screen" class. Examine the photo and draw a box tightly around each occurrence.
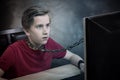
[84,11,120,80]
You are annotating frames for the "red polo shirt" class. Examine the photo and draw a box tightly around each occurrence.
[0,38,66,79]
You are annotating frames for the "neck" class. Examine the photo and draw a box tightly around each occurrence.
[26,39,45,50]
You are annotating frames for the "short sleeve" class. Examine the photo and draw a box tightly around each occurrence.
[52,51,66,59]
[0,46,15,72]
[46,38,66,59]
[52,45,66,59]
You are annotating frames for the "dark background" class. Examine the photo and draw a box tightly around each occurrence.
[0,0,120,80]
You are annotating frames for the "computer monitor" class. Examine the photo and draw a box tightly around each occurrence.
[84,11,120,80]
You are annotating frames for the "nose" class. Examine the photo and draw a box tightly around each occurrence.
[43,26,48,35]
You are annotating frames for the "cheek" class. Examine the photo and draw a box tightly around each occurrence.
[30,33,41,42]
[31,31,42,38]
[48,28,51,33]
[32,32,44,42]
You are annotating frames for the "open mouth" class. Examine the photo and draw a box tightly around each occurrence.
[42,37,48,40]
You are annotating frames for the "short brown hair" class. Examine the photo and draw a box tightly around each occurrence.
[22,6,49,30]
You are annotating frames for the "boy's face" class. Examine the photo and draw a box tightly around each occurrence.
[25,14,50,45]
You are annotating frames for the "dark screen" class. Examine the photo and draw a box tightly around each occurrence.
[85,11,120,80]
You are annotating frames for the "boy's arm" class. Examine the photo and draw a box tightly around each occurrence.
[63,50,84,72]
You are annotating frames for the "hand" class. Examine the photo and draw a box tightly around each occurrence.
[79,63,85,73]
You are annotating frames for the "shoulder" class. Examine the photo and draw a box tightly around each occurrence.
[47,37,60,45]
[1,39,27,57]
[10,39,26,47]
[8,39,26,50]
[46,38,61,48]
[47,37,55,43]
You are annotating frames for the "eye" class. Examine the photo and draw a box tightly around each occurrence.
[46,23,50,27]
[36,24,43,28]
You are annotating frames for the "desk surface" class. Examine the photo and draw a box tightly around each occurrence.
[12,64,81,80]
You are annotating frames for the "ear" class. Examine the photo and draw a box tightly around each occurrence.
[23,29,30,36]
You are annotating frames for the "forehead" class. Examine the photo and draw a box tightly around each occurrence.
[33,14,50,24]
